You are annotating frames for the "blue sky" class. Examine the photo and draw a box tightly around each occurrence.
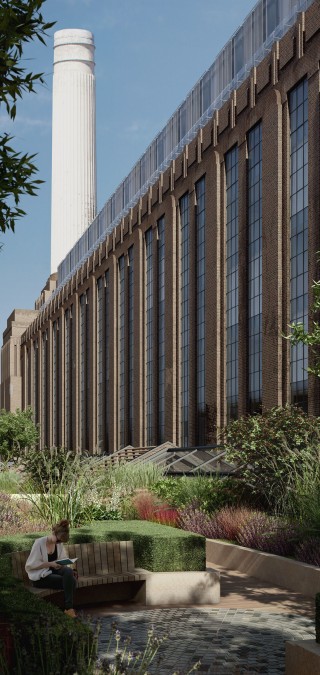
[0,0,255,344]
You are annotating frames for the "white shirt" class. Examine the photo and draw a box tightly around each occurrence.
[25,536,68,581]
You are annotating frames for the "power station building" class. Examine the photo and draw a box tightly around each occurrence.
[1,0,320,454]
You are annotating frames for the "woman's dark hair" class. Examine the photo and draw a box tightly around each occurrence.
[52,519,69,538]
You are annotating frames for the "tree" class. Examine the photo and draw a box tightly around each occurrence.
[0,0,54,233]
[0,407,39,461]
[286,278,320,377]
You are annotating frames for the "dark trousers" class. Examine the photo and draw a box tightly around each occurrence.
[33,567,76,609]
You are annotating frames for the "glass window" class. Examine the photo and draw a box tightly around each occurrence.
[226,147,239,421]
[180,193,190,445]
[157,217,165,444]
[128,247,134,444]
[119,256,125,448]
[247,122,262,413]
[289,79,308,411]
[195,177,206,444]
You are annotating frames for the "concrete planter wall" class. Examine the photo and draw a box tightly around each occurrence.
[206,539,320,597]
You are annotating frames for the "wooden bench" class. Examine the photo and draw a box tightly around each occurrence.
[10,540,220,607]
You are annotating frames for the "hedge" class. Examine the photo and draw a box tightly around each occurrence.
[0,574,96,674]
[0,520,206,572]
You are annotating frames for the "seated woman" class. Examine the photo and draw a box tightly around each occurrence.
[25,518,77,618]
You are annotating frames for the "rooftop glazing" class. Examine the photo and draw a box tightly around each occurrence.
[56,0,312,289]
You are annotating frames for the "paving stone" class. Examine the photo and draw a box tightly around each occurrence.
[92,608,314,674]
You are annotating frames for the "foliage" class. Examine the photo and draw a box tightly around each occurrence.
[279,454,320,530]
[177,503,220,538]
[21,445,81,490]
[209,506,256,542]
[286,277,320,377]
[295,538,320,567]
[0,520,206,572]
[0,581,97,674]
[21,447,106,527]
[151,475,239,513]
[96,461,164,496]
[0,492,22,531]
[237,512,301,556]
[0,0,55,233]
[131,490,179,527]
[223,405,320,510]
[0,468,25,493]
[94,623,171,675]
[0,408,39,462]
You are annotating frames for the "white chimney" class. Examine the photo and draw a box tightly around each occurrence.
[51,29,97,273]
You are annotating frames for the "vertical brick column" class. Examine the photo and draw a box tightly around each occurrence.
[262,89,283,410]
[59,307,65,449]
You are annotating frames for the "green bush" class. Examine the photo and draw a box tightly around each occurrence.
[0,408,39,463]
[151,475,241,513]
[21,448,104,527]
[0,520,206,572]
[21,446,81,490]
[223,405,320,511]
[0,469,26,494]
[0,558,97,675]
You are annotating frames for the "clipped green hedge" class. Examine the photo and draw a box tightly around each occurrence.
[0,576,96,674]
[0,520,206,572]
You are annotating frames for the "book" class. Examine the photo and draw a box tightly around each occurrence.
[56,557,78,565]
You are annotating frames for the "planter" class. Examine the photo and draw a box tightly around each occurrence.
[206,539,320,597]
[285,640,320,675]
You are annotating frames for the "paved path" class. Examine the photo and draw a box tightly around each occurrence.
[82,567,315,674]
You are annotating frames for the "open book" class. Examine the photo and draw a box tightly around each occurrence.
[56,557,78,565]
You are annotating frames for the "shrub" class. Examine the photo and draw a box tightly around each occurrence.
[22,448,104,527]
[0,468,25,494]
[223,404,320,511]
[151,475,239,513]
[94,460,164,497]
[132,490,161,520]
[0,408,39,463]
[153,505,179,527]
[178,503,220,538]
[0,567,97,675]
[0,493,22,532]
[211,506,256,541]
[295,538,320,567]
[237,512,300,556]
[21,445,81,490]
[0,520,206,572]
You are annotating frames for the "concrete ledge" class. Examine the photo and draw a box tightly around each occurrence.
[285,640,320,675]
[206,539,320,597]
[144,570,220,606]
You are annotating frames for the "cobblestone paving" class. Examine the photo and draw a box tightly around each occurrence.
[96,607,314,674]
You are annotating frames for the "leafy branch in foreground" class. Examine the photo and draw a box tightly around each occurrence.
[0,0,55,233]
[285,277,320,377]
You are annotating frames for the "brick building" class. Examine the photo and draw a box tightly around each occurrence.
[2,0,320,453]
